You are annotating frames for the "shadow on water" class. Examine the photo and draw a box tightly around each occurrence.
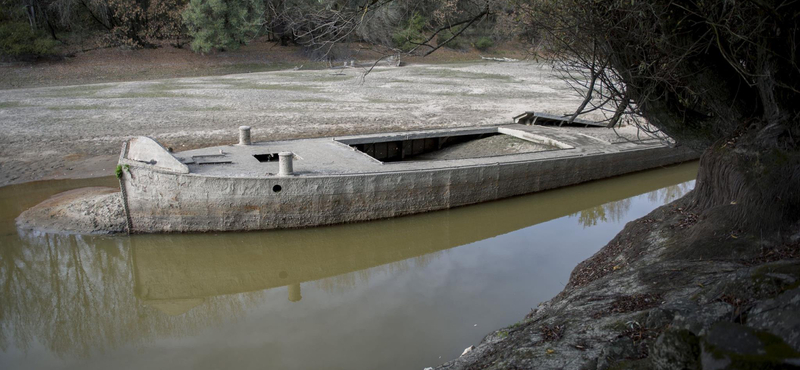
[0,162,698,363]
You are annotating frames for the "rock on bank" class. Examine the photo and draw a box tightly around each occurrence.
[437,194,800,370]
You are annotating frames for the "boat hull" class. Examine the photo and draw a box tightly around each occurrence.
[120,145,697,233]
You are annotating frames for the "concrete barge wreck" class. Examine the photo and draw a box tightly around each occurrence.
[117,121,698,233]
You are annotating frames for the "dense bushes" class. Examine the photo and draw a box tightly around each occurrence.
[0,0,509,59]
[0,18,57,58]
[182,0,265,53]
[474,36,493,50]
[436,29,494,52]
[100,0,186,48]
[391,13,426,52]
[436,29,467,50]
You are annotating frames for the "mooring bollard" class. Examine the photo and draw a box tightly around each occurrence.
[288,283,302,302]
[239,126,251,145]
[278,152,294,176]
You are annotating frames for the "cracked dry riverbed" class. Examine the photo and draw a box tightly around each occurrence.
[0,61,597,187]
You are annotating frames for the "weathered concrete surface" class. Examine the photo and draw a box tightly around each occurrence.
[433,195,800,370]
[132,125,656,177]
[15,187,125,234]
[119,124,698,233]
[126,136,189,173]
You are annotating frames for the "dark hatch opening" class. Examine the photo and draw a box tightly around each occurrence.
[350,133,500,162]
[254,153,280,162]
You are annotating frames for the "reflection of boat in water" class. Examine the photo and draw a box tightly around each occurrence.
[119,123,697,233]
[0,162,696,362]
[129,162,697,312]
[1,163,695,359]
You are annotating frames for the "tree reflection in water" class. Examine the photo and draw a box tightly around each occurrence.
[648,182,694,204]
[573,199,632,227]
[571,183,692,228]
[0,231,260,358]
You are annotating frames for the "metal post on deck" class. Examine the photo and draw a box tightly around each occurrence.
[239,126,251,145]
[278,152,294,176]
[288,283,302,302]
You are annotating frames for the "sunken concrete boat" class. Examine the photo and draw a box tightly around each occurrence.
[118,117,698,233]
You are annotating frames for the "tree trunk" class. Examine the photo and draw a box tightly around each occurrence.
[671,136,800,259]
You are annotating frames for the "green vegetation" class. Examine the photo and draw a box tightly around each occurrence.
[437,29,467,50]
[437,29,494,52]
[115,164,129,179]
[506,319,528,330]
[1,1,506,61]
[474,36,493,51]
[182,0,265,53]
[392,13,427,52]
[0,18,57,58]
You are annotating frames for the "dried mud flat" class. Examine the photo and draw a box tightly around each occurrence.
[0,61,604,187]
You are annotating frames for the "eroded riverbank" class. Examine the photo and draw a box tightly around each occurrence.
[439,190,800,369]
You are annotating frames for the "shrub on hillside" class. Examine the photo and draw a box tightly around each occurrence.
[182,0,264,53]
[0,20,58,59]
[474,36,493,51]
[392,13,426,52]
[436,29,467,50]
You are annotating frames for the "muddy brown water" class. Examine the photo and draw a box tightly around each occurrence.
[0,162,698,370]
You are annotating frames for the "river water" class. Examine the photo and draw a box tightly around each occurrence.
[0,162,697,370]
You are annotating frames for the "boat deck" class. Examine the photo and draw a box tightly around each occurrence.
[174,124,664,178]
